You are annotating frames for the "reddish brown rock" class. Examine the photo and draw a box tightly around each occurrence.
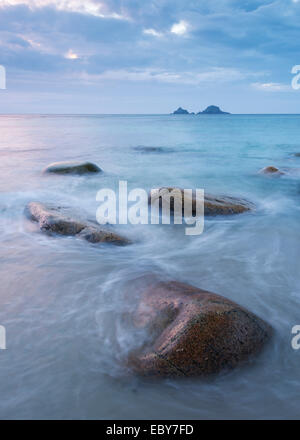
[25,202,130,246]
[129,280,272,377]
[259,166,284,176]
[149,187,253,216]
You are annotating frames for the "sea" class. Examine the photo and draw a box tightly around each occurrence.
[0,114,300,419]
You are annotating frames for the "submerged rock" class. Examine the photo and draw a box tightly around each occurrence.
[43,161,102,175]
[150,187,253,216]
[133,146,171,153]
[25,202,130,246]
[259,166,284,176]
[293,153,300,157]
[129,280,272,377]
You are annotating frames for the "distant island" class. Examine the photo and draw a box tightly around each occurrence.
[198,105,230,115]
[172,105,230,115]
[172,107,190,114]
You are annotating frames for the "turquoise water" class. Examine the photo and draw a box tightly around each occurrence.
[0,114,300,419]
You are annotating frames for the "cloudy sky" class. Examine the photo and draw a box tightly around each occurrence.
[0,0,300,113]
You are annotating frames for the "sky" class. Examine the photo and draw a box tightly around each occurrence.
[0,0,300,113]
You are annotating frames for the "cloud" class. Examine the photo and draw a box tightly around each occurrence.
[251,82,291,92]
[0,0,128,20]
[78,67,249,85]
[143,28,163,38]
[170,20,189,35]
[144,20,189,38]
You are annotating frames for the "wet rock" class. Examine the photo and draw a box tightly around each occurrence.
[43,161,102,175]
[150,187,253,216]
[259,166,284,176]
[133,146,169,153]
[133,146,175,154]
[129,280,272,377]
[203,193,252,215]
[25,202,130,246]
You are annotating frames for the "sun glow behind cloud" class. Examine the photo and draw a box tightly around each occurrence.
[65,49,79,60]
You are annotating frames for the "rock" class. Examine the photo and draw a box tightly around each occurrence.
[198,105,230,115]
[43,161,102,175]
[172,107,190,115]
[129,280,272,377]
[133,146,171,153]
[25,202,130,246]
[259,166,284,176]
[149,187,253,216]
[204,193,252,215]
[293,153,300,157]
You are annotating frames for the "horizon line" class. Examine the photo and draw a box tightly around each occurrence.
[1,112,300,116]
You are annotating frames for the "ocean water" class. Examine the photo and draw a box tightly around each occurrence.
[0,114,300,420]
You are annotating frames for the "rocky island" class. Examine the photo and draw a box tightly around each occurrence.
[172,107,190,114]
[172,105,230,115]
[198,105,230,115]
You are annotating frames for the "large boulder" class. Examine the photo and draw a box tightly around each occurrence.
[25,202,130,246]
[129,280,272,377]
[150,187,253,216]
[43,161,102,175]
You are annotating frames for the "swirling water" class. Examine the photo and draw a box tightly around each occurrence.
[0,114,300,420]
